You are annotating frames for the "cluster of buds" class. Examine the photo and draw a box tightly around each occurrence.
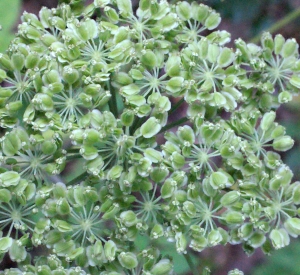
[0,0,300,274]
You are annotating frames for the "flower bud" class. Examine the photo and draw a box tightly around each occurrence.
[182,201,196,218]
[150,166,169,183]
[176,1,192,20]
[166,76,184,94]
[248,232,266,248]
[273,136,294,151]
[228,269,244,275]
[119,210,137,227]
[161,179,176,199]
[238,223,253,240]
[0,237,13,253]
[56,198,71,216]
[220,191,240,207]
[51,16,66,30]
[261,32,274,50]
[80,145,98,160]
[6,101,23,112]
[175,232,187,253]
[104,6,119,23]
[208,229,223,246]
[118,252,138,269]
[281,38,298,58]
[290,75,300,89]
[260,111,276,131]
[149,259,173,275]
[0,171,20,187]
[9,241,27,262]
[0,189,11,203]
[53,240,75,256]
[62,67,80,85]
[292,182,300,204]
[104,240,117,261]
[202,177,217,197]
[218,47,235,67]
[102,202,120,220]
[207,43,220,64]
[141,50,157,68]
[141,117,161,138]
[224,211,244,224]
[284,218,300,237]
[274,34,285,55]
[11,53,25,71]
[209,171,230,189]
[116,0,132,18]
[189,237,207,252]
[107,165,123,180]
[170,151,185,169]
[55,220,72,232]
[278,90,292,103]
[205,11,221,30]
[270,228,290,249]
[151,224,164,239]
[0,53,13,70]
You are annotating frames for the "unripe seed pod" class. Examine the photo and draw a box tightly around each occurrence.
[62,67,80,85]
[274,34,285,55]
[220,191,240,207]
[273,136,294,151]
[11,53,25,71]
[260,111,276,131]
[118,252,138,269]
[0,237,13,253]
[151,224,164,239]
[119,210,137,227]
[281,38,298,58]
[0,69,7,82]
[0,53,14,70]
[284,218,300,237]
[42,140,57,155]
[141,50,157,68]
[0,189,11,203]
[25,53,39,69]
[104,240,117,261]
[151,259,173,275]
[248,232,266,248]
[176,1,192,20]
[224,211,244,224]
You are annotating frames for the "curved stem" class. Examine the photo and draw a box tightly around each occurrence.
[184,253,198,275]
[169,97,185,114]
[66,171,88,185]
[159,117,189,134]
[107,80,119,117]
[251,6,300,43]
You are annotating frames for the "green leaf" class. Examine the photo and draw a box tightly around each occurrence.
[0,0,21,52]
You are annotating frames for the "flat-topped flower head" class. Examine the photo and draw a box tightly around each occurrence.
[0,0,300,274]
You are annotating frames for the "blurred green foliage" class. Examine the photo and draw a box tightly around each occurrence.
[0,0,21,52]
[253,240,300,275]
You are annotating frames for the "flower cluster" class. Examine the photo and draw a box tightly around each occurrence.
[0,0,300,274]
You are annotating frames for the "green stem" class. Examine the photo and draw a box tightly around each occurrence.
[159,117,189,134]
[184,253,198,275]
[66,171,88,185]
[66,153,82,161]
[130,116,147,135]
[107,80,118,117]
[169,97,185,114]
[251,6,300,43]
